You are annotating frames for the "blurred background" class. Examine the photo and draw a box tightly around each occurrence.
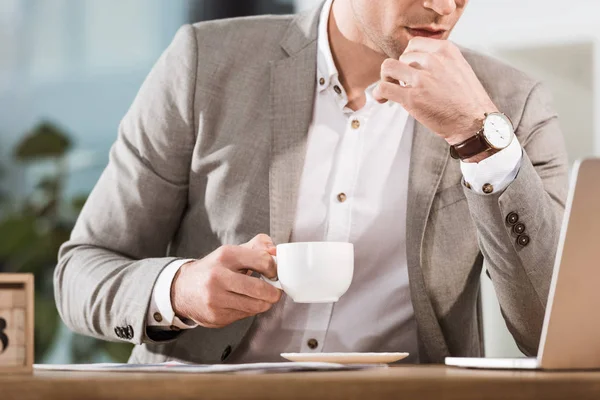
[0,0,597,364]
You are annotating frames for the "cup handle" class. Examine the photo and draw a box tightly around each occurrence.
[260,256,282,289]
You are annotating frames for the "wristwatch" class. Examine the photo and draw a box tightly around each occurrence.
[450,112,514,160]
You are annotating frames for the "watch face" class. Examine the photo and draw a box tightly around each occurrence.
[483,113,514,149]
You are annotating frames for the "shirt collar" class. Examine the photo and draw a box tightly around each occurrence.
[316,0,382,105]
[317,0,339,93]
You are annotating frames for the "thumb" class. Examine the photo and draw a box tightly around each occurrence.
[242,234,277,254]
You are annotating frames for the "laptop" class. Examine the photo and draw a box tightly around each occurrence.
[446,158,600,370]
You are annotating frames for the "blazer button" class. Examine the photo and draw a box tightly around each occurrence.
[517,235,531,247]
[506,212,519,225]
[221,345,232,362]
[512,222,526,235]
[114,327,122,338]
[307,338,319,350]
[126,325,134,339]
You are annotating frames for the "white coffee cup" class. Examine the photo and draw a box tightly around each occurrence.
[262,242,354,303]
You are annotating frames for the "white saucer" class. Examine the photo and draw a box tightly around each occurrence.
[280,352,409,364]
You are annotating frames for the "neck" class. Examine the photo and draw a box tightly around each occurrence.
[328,0,387,109]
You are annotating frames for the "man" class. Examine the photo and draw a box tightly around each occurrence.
[54,0,568,364]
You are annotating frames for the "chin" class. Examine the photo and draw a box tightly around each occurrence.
[382,35,410,58]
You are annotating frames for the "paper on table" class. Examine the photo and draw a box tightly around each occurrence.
[34,362,387,374]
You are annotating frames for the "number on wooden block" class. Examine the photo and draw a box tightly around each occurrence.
[0,275,34,373]
[0,314,8,354]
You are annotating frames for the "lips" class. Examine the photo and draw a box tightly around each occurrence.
[406,27,446,39]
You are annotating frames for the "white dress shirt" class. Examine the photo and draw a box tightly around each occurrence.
[146,0,523,359]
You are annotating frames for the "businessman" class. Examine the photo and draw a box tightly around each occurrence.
[54,0,568,364]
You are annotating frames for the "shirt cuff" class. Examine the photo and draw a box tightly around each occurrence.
[146,258,198,330]
[460,136,523,195]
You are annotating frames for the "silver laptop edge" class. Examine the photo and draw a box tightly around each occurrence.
[536,159,582,365]
[446,159,597,370]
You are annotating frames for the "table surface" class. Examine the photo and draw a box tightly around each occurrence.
[2,365,600,400]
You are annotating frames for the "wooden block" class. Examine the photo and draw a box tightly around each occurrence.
[13,308,25,330]
[1,308,26,346]
[0,345,25,366]
[0,274,34,374]
[0,308,12,320]
[0,290,15,308]
[12,289,27,308]
[0,289,27,308]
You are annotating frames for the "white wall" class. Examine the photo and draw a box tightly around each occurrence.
[295,0,322,12]
[452,0,599,160]
[0,0,187,201]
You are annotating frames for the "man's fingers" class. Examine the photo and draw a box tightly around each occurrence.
[404,36,446,54]
[241,234,276,252]
[399,51,432,70]
[223,292,275,315]
[374,58,422,104]
[241,234,277,260]
[224,270,282,304]
[199,280,278,328]
[212,245,278,279]
[373,82,406,104]
[380,58,417,85]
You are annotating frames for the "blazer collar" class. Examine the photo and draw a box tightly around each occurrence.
[279,3,322,57]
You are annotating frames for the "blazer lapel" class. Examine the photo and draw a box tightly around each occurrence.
[406,121,452,362]
[269,9,320,246]
[229,8,321,356]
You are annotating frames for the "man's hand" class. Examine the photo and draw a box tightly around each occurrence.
[373,37,499,147]
[170,234,282,329]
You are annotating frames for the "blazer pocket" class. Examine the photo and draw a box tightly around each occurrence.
[431,182,467,212]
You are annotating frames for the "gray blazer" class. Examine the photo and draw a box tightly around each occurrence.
[54,6,569,364]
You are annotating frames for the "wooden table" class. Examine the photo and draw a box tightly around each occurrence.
[1,365,600,400]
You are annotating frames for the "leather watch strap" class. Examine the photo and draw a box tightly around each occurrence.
[449,129,491,160]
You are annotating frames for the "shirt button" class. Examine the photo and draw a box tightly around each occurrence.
[351,119,360,129]
[517,235,531,247]
[506,212,519,225]
[464,181,472,189]
[482,183,494,194]
[333,85,342,95]
[319,77,325,85]
[513,222,526,235]
[337,193,347,203]
[307,338,319,350]
[153,312,163,323]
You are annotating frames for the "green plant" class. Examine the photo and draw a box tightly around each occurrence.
[0,121,133,363]
[0,164,9,211]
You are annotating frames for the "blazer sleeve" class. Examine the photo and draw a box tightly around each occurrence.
[463,81,569,356]
[54,25,199,345]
